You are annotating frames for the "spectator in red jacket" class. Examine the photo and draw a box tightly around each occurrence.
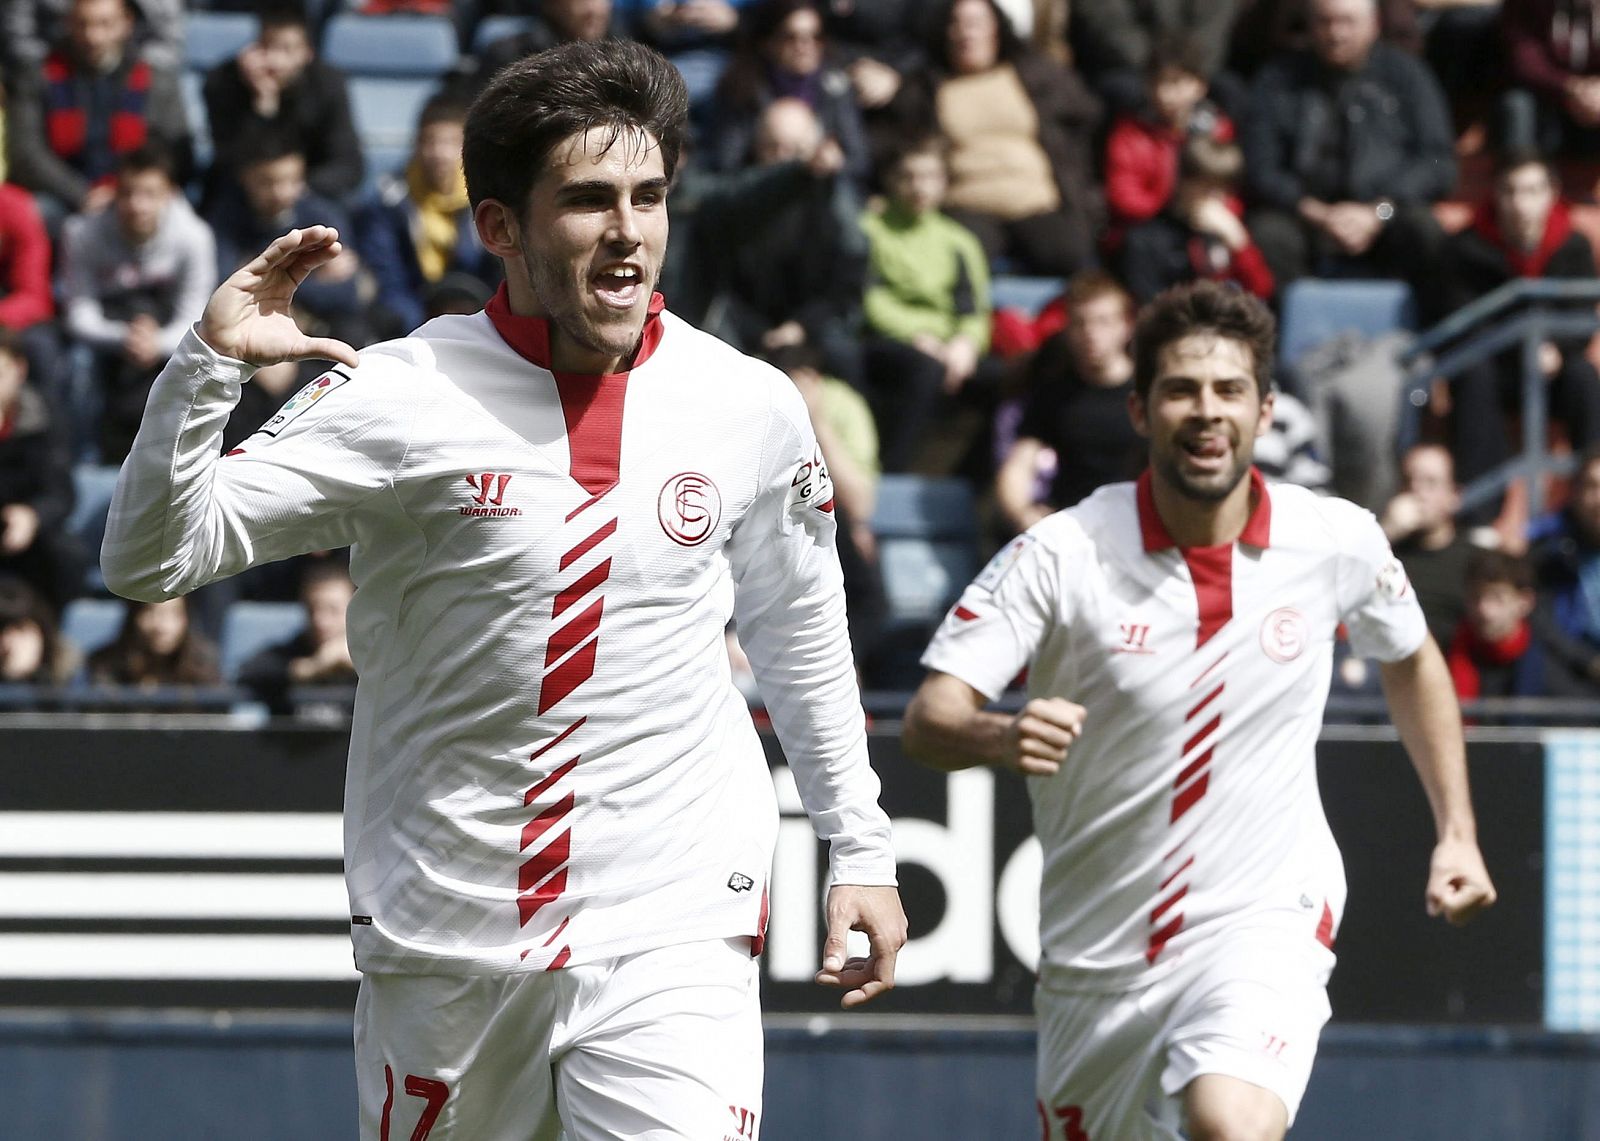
[1441,149,1600,499]
[0,181,65,399]
[1118,134,1275,303]
[1104,36,1234,241]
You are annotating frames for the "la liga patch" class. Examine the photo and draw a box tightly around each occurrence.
[257,371,350,437]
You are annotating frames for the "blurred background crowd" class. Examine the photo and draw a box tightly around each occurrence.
[2,0,1600,716]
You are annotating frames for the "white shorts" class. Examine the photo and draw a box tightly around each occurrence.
[354,937,763,1141]
[1035,922,1335,1140]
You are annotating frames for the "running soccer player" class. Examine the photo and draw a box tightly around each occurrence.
[903,281,1494,1141]
[101,39,906,1140]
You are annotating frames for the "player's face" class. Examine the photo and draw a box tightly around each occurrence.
[515,125,669,374]
[1130,333,1273,503]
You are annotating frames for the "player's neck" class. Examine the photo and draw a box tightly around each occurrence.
[1149,472,1255,549]
[502,273,631,375]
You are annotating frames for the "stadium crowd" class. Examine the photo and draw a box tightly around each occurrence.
[2,0,1600,711]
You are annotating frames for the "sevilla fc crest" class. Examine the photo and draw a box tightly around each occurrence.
[659,471,721,546]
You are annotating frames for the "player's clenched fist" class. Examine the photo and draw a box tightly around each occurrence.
[1002,698,1086,776]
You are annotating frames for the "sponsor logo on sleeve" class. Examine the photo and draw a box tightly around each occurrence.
[974,533,1037,592]
[1375,556,1411,601]
[257,371,351,437]
[785,448,835,520]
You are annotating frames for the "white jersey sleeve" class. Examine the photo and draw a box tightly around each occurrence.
[101,329,416,601]
[921,526,1062,701]
[726,378,896,887]
[1333,502,1428,662]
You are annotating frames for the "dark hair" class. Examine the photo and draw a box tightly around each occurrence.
[116,142,178,183]
[90,597,220,687]
[717,0,829,110]
[0,576,64,684]
[929,0,1025,70]
[886,134,947,174]
[256,1,309,36]
[1064,268,1133,317]
[1148,33,1211,81]
[464,38,689,213]
[417,92,469,134]
[237,126,305,168]
[300,558,354,597]
[1132,281,1276,400]
[1494,145,1556,185]
[1465,547,1533,593]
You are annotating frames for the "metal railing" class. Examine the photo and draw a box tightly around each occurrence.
[1399,277,1600,518]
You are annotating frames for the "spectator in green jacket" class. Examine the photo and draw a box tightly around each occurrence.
[859,135,995,472]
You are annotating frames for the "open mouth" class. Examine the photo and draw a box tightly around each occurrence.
[592,265,643,310]
[1180,435,1231,470]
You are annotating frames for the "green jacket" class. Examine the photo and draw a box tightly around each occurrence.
[861,204,991,352]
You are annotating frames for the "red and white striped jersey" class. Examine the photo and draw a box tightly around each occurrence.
[102,289,896,975]
[921,470,1425,985]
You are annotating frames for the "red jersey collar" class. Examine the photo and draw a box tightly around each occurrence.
[1136,466,1272,552]
[484,282,667,376]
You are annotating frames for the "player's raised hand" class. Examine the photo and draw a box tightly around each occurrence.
[1425,837,1497,926]
[1002,698,1086,776]
[814,884,907,1010]
[197,227,360,369]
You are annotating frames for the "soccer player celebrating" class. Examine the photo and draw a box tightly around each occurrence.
[102,39,906,1140]
[903,281,1494,1141]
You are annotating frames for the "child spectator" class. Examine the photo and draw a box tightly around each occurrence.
[60,143,215,461]
[5,0,191,224]
[1441,149,1600,493]
[208,131,370,354]
[0,328,81,612]
[1119,134,1274,303]
[994,270,1142,533]
[0,574,75,685]
[202,1,364,208]
[238,561,358,715]
[1447,547,1545,702]
[1104,36,1233,237]
[88,596,221,688]
[859,136,993,472]
[358,95,498,341]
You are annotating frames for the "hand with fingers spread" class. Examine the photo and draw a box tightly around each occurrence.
[1001,697,1086,776]
[814,884,907,1010]
[197,226,361,370]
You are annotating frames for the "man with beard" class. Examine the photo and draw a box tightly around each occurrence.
[101,38,904,1140]
[903,281,1495,1141]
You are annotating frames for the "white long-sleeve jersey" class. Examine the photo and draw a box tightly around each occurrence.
[102,291,897,975]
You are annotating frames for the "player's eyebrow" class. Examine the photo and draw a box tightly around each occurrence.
[557,177,670,198]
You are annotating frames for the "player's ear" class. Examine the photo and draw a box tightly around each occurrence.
[474,199,521,259]
[1254,389,1276,440]
[1127,389,1150,438]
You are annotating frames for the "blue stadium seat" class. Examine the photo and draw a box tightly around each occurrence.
[59,598,126,662]
[990,275,1064,318]
[65,465,122,593]
[872,478,979,621]
[220,602,307,682]
[180,70,212,174]
[185,11,258,71]
[472,14,533,55]
[347,76,440,164]
[321,14,459,76]
[1277,279,1417,367]
[869,475,980,686]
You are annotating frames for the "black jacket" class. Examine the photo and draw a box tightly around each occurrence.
[1242,41,1456,210]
